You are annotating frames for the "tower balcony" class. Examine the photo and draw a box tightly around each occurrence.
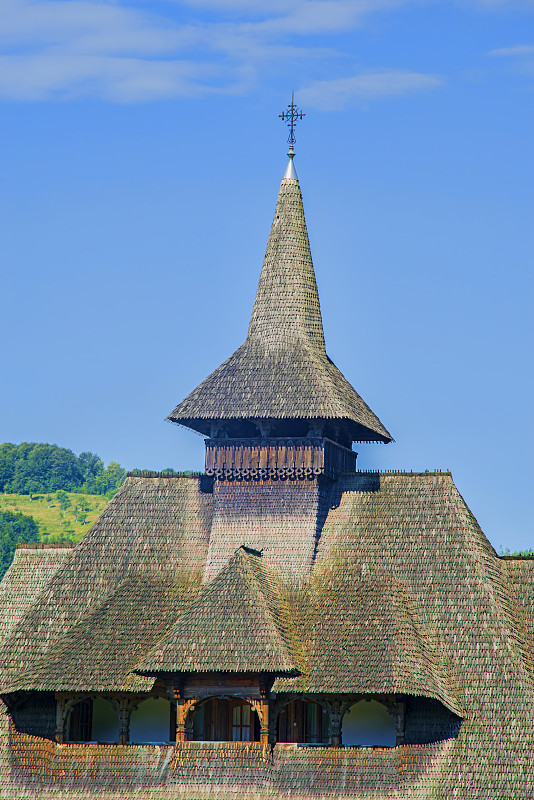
[205,437,357,481]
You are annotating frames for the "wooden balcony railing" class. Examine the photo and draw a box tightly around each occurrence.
[205,437,356,481]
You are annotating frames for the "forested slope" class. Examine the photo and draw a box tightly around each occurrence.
[0,442,128,580]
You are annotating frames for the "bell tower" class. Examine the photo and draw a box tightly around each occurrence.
[168,98,392,485]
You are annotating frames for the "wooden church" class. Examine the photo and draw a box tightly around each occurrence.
[1,106,533,798]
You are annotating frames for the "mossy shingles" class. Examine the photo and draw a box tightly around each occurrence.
[301,472,534,796]
[204,479,327,582]
[0,546,73,785]
[0,546,73,643]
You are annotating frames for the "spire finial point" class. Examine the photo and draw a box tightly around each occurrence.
[279,91,305,157]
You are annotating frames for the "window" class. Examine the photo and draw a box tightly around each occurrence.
[231,700,250,741]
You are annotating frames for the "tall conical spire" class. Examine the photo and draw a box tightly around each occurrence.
[247,170,325,351]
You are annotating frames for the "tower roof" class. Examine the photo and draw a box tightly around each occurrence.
[168,162,392,444]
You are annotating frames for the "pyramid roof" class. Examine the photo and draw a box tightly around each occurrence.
[135,546,300,676]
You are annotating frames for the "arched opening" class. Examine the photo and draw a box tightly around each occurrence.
[66,697,119,743]
[342,700,396,747]
[191,698,260,742]
[130,697,173,744]
[276,699,330,744]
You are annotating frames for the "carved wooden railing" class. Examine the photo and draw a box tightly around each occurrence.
[205,437,356,481]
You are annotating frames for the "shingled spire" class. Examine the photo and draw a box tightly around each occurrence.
[247,169,325,352]
[169,109,392,477]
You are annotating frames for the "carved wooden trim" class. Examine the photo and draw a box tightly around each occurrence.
[249,698,269,745]
[176,698,198,743]
[324,698,354,747]
[205,437,356,481]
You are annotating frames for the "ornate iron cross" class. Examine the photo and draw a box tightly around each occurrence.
[279,92,305,153]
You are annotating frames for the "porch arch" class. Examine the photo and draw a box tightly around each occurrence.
[130,696,173,744]
[342,699,396,747]
[66,696,119,743]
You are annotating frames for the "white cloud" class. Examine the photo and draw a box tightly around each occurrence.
[488,44,534,56]
[299,71,443,110]
[0,0,420,101]
[0,1,183,54]
[0,52,255,101]
[0,0,516,102]
[486,42,534,79]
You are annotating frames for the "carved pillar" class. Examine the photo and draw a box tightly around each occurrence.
[251,687,270,745]
[55,694,68,743]
[324,698,354,747]
[117,697,132,745]
[328,699,343,747]
[175,699,186,743]
[175,697,196,743]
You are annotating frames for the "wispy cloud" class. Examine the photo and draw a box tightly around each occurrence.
[0,0,523,102]
[486,42,534,78]
[0,0,425,102]
[0,53,241,102]
[489,44,534,56]
[299,71,443,110]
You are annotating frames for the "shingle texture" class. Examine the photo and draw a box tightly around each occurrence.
[2,472,534,797]
[168,178,392,443]
[0,545,73,790]
[6,736,455,799]
[0,477,212,693]
[137,546,300,675]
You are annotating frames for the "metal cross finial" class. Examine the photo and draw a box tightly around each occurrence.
[279,92,305,157]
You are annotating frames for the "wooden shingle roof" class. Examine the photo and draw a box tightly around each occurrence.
[2,472,534,793]
[136,546,300,676]
[168,175,392,443]
[0,477,212,693]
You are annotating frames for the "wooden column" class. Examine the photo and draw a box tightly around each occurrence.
[55,694,68,744]
[324,698,354,747]
[260,679,270,745]
[173,688,195,743]
[329,699,343,747]
[117,698,132,745]
[259,695,270,745]
[251,698,269,744]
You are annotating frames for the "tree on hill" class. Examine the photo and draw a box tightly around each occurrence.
[0,511,39,580]
[56,490,71,511]
[0,443,126,496]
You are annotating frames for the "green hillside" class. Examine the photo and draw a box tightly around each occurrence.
[0,492,109,544]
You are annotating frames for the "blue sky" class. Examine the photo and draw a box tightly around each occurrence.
[1,0,533,551]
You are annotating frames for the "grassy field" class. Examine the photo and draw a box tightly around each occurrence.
[0,492,110,543]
